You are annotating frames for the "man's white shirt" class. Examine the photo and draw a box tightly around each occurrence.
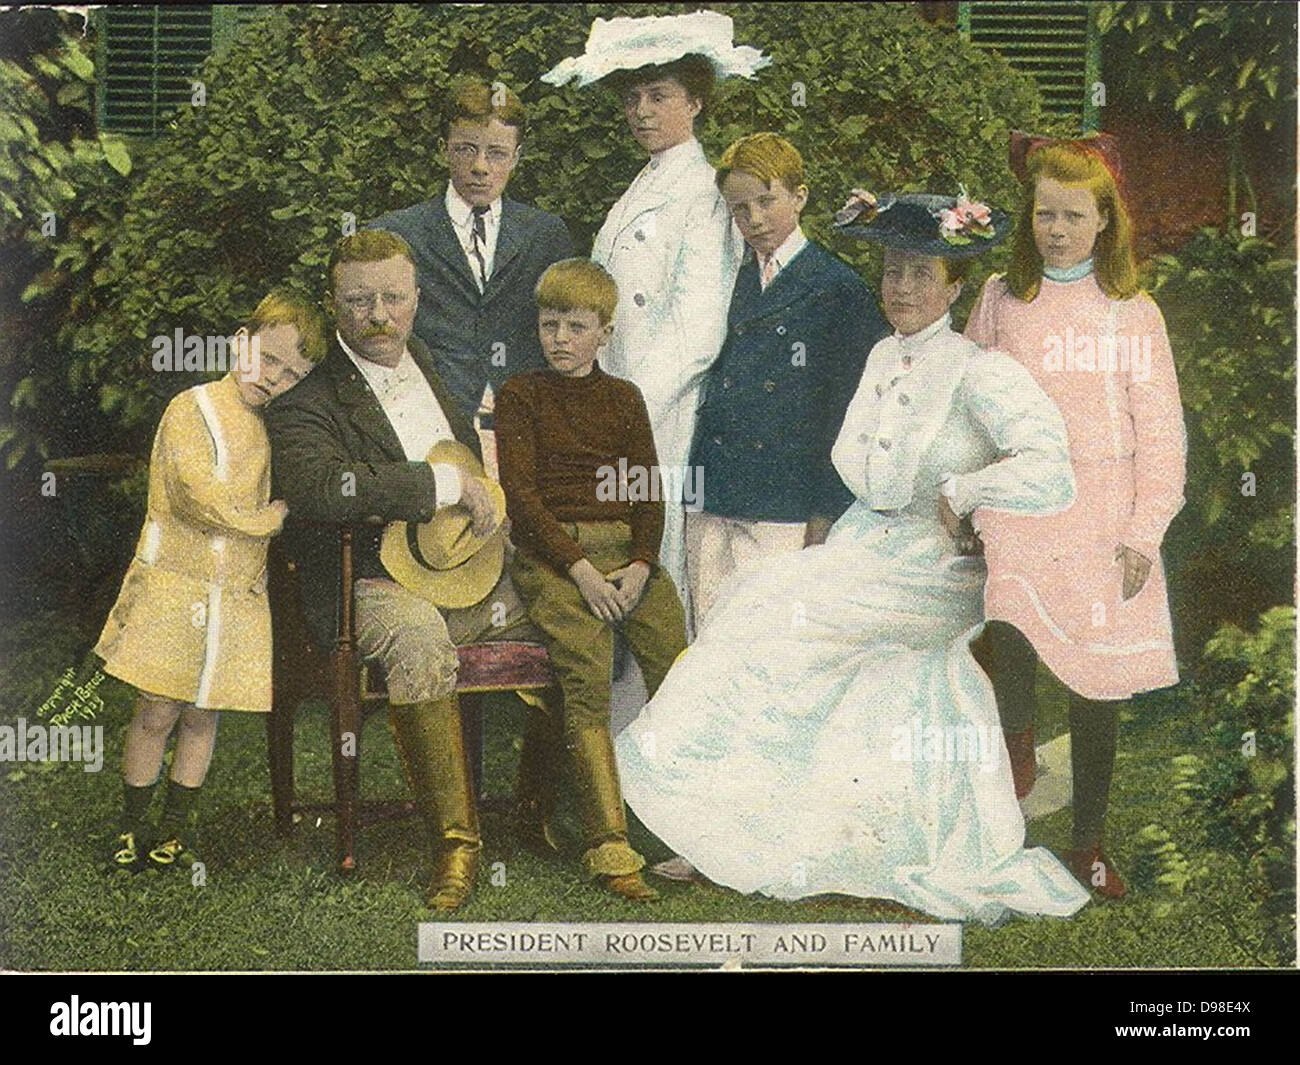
[757,225,808,289]
[338,331,461,507]
[445,183,501,291]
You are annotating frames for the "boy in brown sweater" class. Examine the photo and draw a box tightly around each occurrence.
[496,259,687,902]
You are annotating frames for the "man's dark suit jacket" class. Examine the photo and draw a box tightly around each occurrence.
[367,194,574,422]
[265,335,479,648]
[689,240,890,523]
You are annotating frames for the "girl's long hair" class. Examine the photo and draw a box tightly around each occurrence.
[1006,144,1139,302]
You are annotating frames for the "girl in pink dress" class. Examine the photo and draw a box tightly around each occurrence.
[964,134,1187,898]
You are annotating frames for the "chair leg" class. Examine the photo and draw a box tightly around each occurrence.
[332,704,361,873]
[459,692,485,803]
[331,647,362,873]
[267,700,296,837]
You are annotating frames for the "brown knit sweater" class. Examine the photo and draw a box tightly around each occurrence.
[495,364,664,573]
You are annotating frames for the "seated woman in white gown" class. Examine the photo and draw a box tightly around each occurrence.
[615,189,1092,924]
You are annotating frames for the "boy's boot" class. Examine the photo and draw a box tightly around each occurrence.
[570,726,657,902]
[389,695,481,912]
[148,780,200,868]
[514,694,562,857]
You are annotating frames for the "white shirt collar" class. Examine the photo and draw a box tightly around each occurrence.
[895,312,953,353]
[757,226,808,274]
[445,183,502,228]
[337,332,458,464]
[337,330,415,382]
[646,137,701,172]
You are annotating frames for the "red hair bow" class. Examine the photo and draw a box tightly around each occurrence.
[1009,130,1128,205]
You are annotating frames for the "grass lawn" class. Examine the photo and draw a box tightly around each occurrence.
[0,609,1286,971]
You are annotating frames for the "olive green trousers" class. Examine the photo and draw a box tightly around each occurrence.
[511,521,687,876]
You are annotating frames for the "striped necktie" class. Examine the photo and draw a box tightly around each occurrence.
[760,252,777,291]
[471,205,490,291]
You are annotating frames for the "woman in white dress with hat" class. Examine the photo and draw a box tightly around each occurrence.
[614,189,1092,923]
[543,12,767,623]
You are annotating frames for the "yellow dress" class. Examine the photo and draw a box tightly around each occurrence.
[95,374,284,711]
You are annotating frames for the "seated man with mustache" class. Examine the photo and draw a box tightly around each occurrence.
[266,229,528,912]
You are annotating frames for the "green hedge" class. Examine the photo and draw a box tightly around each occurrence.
[53,2,1051,434]
[1131,606,1295,966]
[1,8,134,471]
[1145,229,1295,656]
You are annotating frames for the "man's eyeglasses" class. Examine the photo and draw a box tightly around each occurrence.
[338,292,410,313]
[447,143,515,166]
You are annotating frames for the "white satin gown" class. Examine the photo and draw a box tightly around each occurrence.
[615,316,1092,923]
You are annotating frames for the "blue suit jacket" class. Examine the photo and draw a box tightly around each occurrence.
[367,194,574,422]
[689,239,889,522]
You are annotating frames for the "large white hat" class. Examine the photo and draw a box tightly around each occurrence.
[542,11,770,88]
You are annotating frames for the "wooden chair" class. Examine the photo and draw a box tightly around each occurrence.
[267,524,557,872]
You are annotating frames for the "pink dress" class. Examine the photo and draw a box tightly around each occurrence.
[965,273,1186,700]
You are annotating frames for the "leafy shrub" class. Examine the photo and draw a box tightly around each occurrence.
[0,8,134,471]
[61,2,1054,439]
[1097,2,1297,228]
[1147,230,1295,548]
[1141,229,1294,652]
[1132,607,1295,965]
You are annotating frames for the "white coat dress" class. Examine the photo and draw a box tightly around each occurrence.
[591,137,743,618]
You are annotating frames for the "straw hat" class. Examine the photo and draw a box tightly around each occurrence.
[379,440,506,609]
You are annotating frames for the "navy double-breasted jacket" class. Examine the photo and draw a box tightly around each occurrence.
[689,239,889,522]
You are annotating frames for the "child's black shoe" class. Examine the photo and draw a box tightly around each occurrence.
[146,837,198,871]
[108,831,147,874]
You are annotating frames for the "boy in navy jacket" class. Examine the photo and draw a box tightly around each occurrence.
[686,133,889,625]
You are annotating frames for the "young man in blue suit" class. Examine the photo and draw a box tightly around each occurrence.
[686,133,890,626]
[367,77,574,423]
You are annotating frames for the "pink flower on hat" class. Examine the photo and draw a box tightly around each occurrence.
[936,184,995,244]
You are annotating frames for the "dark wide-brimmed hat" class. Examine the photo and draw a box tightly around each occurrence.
[832,188,1011,259]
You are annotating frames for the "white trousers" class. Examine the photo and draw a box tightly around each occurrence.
[685,511,807,629]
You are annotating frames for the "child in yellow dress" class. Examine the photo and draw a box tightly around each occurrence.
[95,291,325,870]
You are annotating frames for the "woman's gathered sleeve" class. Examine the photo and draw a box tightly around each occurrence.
[963,273,1005,350]
[1121,295,1187,561]
[946,350,1076,520]
[829,348,884,505]
[159,395,284,539]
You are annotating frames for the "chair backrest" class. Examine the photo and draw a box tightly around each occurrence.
[267,535,328,701]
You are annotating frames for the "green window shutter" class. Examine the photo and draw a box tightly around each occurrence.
[958,2,1101,131]
[96,5,272,136]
